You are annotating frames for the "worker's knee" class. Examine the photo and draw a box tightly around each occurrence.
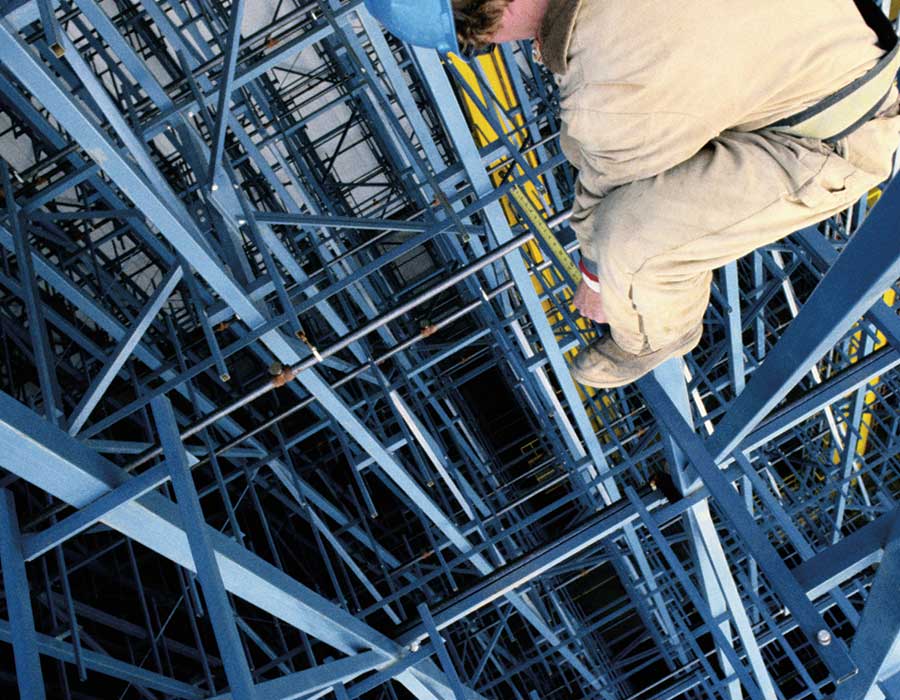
[584,191,658,291]
[631,268,712,350]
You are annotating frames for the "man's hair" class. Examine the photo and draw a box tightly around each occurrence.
[452,0,512,54]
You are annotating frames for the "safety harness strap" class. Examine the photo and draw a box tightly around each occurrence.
[771,0,900,143]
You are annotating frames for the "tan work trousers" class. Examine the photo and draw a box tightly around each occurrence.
[584,96,900,355]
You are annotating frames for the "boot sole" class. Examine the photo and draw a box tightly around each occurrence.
[570,329,702,390]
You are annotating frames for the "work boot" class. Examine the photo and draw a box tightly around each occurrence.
[570,325,703,389]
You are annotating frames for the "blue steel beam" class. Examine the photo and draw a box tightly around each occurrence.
[418,603,467,700]
[0,17,470,627]
[140,2,366,140]
[67,267,183,435]
[413,41,690,686]
[0,20,300,363]
[397,490,666,646]
[254,212,457,233]
[209,651,384,700]
[21,463,170,562]
[830,329,877,543]
[0,390,482,700]
[3,6,580,696]
[638,373,858,683]
[151,394,257,700]
[0,224,392,582]
[306,508,402,625]
[206,0,247,187]
[2,162,61,425]
[0,18,513,603]
[0,489,47,699]
[791,509,894,599]
[303,368,614,696]
[623,488,768,700]
[652,360,775,700]
[34,0,61,54]
[835,510,900,700]
[0,45,407,604]
[0,619,203,698]
[5,2,900,698]
[737,346,900,460]
[709,181,900,461]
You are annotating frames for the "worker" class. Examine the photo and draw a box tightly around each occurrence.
[364,0,900,388]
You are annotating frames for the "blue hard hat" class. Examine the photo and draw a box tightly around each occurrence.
[364,0,461,55]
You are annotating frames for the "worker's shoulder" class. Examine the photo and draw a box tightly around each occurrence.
[566,0,730,84]
[568,0,865,69]
[564,0,873,92]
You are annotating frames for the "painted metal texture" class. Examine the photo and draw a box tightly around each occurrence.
[0,1,898,699]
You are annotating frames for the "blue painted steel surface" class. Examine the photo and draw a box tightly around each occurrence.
[639,373,858,682]
[834,510,900,700]
[67,268,183,435]
[0,619,205,697]
[1,2,900,699]
[0,490,47,699]
[151,395,258,699]
[709,179,900,461]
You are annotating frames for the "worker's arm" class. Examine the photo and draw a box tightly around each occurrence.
[562,95,718,320]
[573,279,607,324]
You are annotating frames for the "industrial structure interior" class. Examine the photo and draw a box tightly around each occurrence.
[1,1,900,699]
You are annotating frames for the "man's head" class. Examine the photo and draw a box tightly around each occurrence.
[452,0,513,56]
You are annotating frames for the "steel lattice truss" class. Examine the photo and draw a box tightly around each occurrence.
[0,1,899,700]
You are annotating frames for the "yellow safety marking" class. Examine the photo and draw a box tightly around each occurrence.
[854,286,893,456]
[450,53,582,298]
[447,49,616,436]
[828,187,889,471]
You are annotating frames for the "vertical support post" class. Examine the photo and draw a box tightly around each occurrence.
[417,603,466,700]
[0,489,47,699]
[150,395,257,700]
[835,511,900,700]
[638,373,859,683]
[52,535,86,681]
[833,331,877,542]
[652,359,775,700]
[2,162,60,425]
[206,0,247,187]
[722,264,760,620]
[36,0,63,57]
[180,259,230,382]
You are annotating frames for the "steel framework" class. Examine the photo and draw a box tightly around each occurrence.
[0,1,899,699]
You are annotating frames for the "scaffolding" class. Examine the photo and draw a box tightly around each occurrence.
[0,1,898,700]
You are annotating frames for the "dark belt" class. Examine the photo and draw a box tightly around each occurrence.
[770,0,900,143]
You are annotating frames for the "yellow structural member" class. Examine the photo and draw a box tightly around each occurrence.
[448,52,578,286]
[816,185,890,527]
[448,50,615,430]
[837,188,891,462]
[837,0,899,477]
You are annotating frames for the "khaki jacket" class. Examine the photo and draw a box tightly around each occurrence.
[540,0,886,242]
